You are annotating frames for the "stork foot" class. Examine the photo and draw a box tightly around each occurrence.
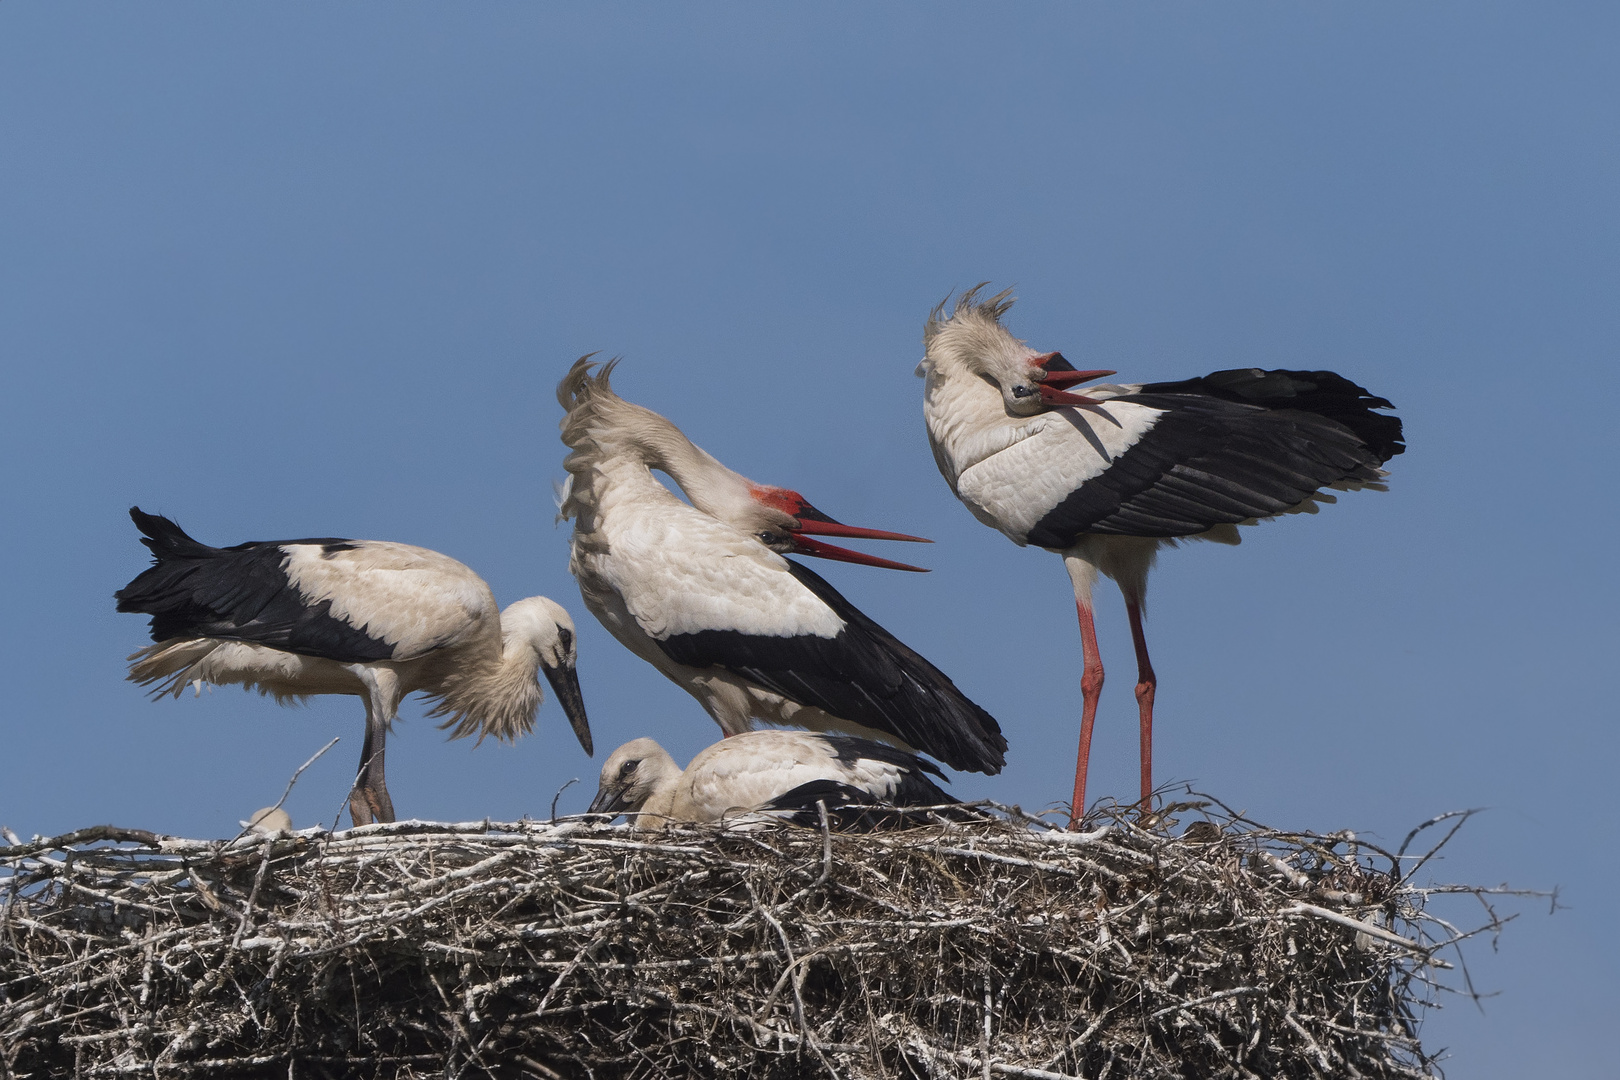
[348,785,395,827]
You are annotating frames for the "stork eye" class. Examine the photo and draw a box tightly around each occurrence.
[1011,384,1036,398]
[759,531,785,546]
[619,760,639,778]
[558,627,574,649]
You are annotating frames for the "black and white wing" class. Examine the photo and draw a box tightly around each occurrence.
[955,370,1404,548]
[115,508,494,663]
[760,735,959,829]
[590,502,1007,774]
[679,731,955,828]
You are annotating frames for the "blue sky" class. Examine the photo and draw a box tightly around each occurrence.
[2,5,1614,1074]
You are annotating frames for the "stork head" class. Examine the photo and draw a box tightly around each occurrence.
[588,737,681,820]
[241,806,293,836]
[500,596,593,755]
[745,486,933,573]
[922,285,1114,416]
[995,351,1118,416]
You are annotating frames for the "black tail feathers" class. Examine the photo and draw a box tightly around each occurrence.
[127,507,215,559]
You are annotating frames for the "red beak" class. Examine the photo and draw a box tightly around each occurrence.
[1037,366,1115,407]
[794,517,931,545]
[790,506,933,572]
[788,534,931,572]
[1041,368,1115,389]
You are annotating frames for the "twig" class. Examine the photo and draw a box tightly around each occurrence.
[1398,808,1482,884]
[229,736,340,845]
[550,778,579,823]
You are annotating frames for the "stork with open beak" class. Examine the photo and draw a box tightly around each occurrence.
[918,287,1403,824]
[556,357,1007,775]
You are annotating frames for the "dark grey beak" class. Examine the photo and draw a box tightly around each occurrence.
[543,661,593,756]
[587,784,631,817]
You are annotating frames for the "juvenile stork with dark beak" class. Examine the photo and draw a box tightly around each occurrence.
[587,730,956,830]
[918,288,1403,824]
[557,357,1007,775]
[116,508,594,825]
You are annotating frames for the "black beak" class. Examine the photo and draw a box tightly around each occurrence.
[543,661,593,756]
[587,784,631,816]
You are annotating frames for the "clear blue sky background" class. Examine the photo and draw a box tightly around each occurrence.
[2,5,1614,1074]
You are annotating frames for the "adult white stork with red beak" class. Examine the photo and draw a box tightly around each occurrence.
[116,508,594,826]
[918,288,1403,824]
[557,357,1007,775]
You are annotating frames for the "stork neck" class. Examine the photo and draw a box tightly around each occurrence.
[613,413,761,523]
[634,775,679,830]
[426,617,543,744]
[922,363,1033,479]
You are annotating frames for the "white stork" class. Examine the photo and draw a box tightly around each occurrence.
[556,358,1007,775]
[917,288,1404,825]
[115,508,593,826]
[586,730,955,829]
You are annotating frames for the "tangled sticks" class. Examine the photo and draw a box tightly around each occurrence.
[1,804,1520,1079]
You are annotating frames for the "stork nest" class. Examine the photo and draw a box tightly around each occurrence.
[0,799,1520,1079]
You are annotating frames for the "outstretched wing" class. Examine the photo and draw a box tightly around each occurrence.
[1016,370,1403,547]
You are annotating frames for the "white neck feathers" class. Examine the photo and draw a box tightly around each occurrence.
[557,358,762,533]
[424,603,555,744]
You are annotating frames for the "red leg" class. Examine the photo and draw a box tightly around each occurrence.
[1070,600,1105,829]
[1124,599,1157,810]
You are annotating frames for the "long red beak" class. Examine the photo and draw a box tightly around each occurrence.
[1041,368,1115,389]
[789,534,931,572]
[1038,366,1116,407]
[789,509,932,572]
[795,518,931,544]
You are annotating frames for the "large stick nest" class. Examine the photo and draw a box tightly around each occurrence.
[1,801,1513,1079]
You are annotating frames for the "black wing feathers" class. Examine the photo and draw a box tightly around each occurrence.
[764,778,958,830]
[1136,369,1405,462]
[826,733,948,782]
[763,736,957,830]
[115,508,395,663]
[1028,369,1403,546]
[655,561,1008,775]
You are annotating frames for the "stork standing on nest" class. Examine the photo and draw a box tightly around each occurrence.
[556,357,1007,775]
[587,730,955,829]
[115,508,594,825]
[917,288,1404,824]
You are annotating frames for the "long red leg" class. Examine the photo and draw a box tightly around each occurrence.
[1070,600,1105,829]
[1124,599,1157,810]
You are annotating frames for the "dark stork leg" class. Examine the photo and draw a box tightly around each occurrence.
[1070,599,1105,829]
[349,670,399,826]
[1124,597,1158,810]
[352,706,396,826]
[350,713,379,827]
